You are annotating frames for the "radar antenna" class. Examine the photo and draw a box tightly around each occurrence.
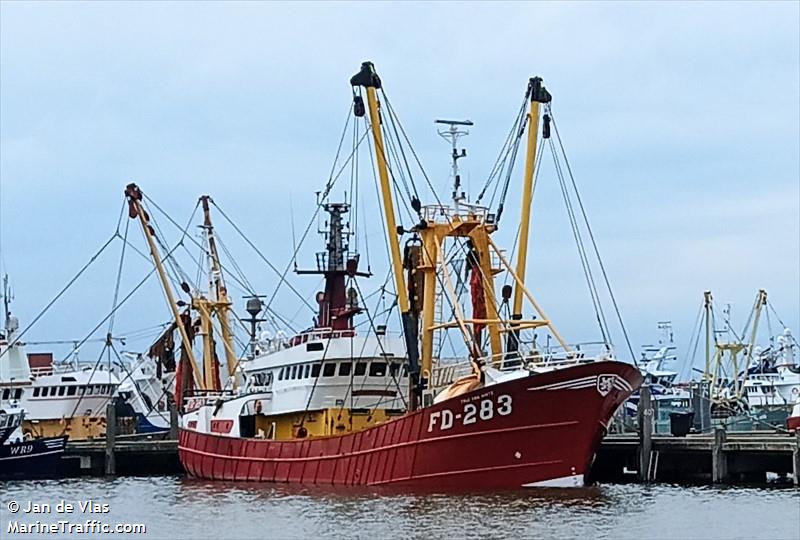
[435,119,473,208]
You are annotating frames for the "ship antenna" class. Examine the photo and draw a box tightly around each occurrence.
[435,118,473,209]
[1,274,11,333]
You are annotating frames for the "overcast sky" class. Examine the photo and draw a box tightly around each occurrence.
[1,1,798,374]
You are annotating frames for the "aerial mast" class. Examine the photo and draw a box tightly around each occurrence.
[2,274,10,333]
[704,290,713,381]
[435,119,473,209]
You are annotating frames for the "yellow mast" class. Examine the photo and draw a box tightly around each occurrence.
[351,61,422,410]
[125,183,201,389]
[195,301,217,390]
[200,196,239,389]
[512,77,551,317]
[737,289,767,399]
[419,234,438,379]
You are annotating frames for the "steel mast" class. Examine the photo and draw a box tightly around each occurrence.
[198,196,239,389]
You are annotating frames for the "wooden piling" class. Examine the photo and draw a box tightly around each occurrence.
[105,402,116,476]
[712,426,727,483]
[169,398,179,441]
[638,385,653,482]
[793,431,800,487]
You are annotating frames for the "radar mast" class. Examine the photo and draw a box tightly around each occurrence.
[435,119,473,209]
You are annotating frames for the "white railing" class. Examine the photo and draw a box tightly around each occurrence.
[420,204,493,226]
[471,341,615,371]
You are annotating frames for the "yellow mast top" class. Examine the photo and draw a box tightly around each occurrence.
[512,77,551,318]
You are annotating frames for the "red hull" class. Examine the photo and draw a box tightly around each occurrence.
[179,361,641,489]
[787,416,800,432]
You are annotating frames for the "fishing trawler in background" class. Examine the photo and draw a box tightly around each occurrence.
[115,351,173,433]
[127,62,641,489]
[0,406,66,479]
[623,322,694,432]
[699,290,799,430]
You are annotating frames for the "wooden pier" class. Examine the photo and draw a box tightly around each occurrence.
[592,431,800,485]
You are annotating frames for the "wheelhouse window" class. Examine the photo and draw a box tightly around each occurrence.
[323,363,336,377]
[369,362,387,377]
[389,363,401,377]
[339,363,351,377]
[14,389,22,400]
[33,387,40,397]
[304,364,310,378]
[311,363,321,377]
[291,365,298,379]
[67,386,77,396]
[354,362,367,376]
[58,386,66,396]
[1,389,8,400]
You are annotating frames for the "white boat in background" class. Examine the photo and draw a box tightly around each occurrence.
[0,277,119,440]
[115,351,173,433]
[743,329,800,408]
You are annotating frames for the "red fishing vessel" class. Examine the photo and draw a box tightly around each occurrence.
[129,62,641,489]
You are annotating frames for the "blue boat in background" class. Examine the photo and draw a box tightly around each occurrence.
[0,407,67,480]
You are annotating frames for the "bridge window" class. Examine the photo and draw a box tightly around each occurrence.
[369,362,387,377]
[339,363,351,377]
[389,363,401,377]
[306,342,324,352]
[14,389,22,400]
[323,363,336,377]
[304,364,310,378]
[291,365,298,379]
[354,362,367,376]
[2,389,8,400]
[58,386,66,396]
[311,363,321,377]
[67,386,77,396]
[33,387,40,397]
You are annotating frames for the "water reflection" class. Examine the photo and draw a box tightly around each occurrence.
[2,477,797,540]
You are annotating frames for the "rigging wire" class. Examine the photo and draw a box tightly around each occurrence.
[209,201,314,312]
[261,127,370,318]
[107,216,130,335]
[550,110,638,366]
[0,233,118,358]
[548,137,611,346]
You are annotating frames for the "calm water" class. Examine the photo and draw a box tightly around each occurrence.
[1,477,798,539]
